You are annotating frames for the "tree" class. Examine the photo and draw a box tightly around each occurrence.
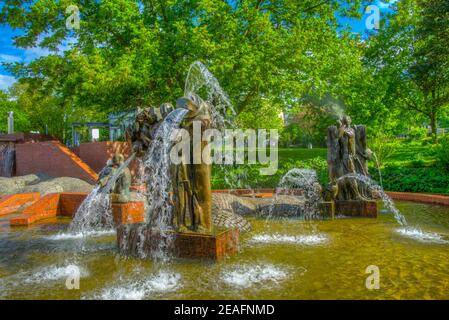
[1,0,368,140]
[0,89,30,133]
[364,0,449,143]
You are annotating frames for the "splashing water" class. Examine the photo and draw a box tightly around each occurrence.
[396,227,449,244]
[68,185,114,234]
[0,143,14,177]
[221,264,290,288]
[249,233,327,246]
[184,61,236,129]
[336,173,407,225]
[90,271,181,300]
[336,174,449,244]
[275,168,322,219]
[372,152,383,189]
[68,153,135,235]
[101,154,136,194]
[24,265,89,284]
[184,61,257,194]
[138,108,189,262]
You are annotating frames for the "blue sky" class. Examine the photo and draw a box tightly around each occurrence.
[0,0,396,91]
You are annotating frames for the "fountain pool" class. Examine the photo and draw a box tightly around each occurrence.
[1,200,449,300]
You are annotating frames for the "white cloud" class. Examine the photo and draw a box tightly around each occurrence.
[0,54,21,63]
[24,46,52,62]
[375,0,398,9]
[0,74,16,91]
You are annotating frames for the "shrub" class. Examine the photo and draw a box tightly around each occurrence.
[407,126,428,141]
[369,133,400,167]
[436,134,449,170]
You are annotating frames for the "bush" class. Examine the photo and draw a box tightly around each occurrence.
[371,165,449,194]
[369,133,400,167]
[436,134,449,170]
[407,127,428,141]
[211,156,328,189]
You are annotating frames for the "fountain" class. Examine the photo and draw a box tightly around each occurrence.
[117,94,238,261]
[0,142,15,177]
[325,116,378,217]
[3,62,449,300]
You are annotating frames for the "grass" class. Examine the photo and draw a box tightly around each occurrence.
[210,142,446,193]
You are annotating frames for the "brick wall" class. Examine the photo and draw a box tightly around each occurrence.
[10,193,60,226]
[76,141,139,179]
[0,193,40,216]
[387,192,449,206]
[15,141,98,184]
[59,192,88,217]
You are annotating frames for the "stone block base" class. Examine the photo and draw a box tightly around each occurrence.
[112,202,145,226]
[319,201,335,219]
[335,200,377,218]
[117,224,239,262]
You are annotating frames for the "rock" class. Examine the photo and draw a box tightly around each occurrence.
[48,177,93,193]
[212,193,256,215]
[255,195,306,217]
[0,174,43,194]
[0,174,94,196]
[22,181,64,195]
[210,193,308,231]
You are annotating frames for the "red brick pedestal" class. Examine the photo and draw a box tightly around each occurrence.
[335,200,377,218]
[117,224,239,262]
[112,202,145,226]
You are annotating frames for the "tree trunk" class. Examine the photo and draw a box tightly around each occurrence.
[430,112,438,144]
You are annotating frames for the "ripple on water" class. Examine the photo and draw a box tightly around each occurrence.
[43,230,116,240]
[24,264,89,284]
[249,233,328,246]
[396,227,449,244]
[221,264,290,288]
[90,271,181,300]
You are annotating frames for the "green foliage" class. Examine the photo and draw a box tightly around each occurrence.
[1,0,366,140]
[364,0,449,143]
[211,155,328,189]
[407,127,428,141]
[372,165,449,194]
[368,132,400,167]
[436,134,449,170]
[0,90,30,133]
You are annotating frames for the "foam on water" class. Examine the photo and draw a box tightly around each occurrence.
[92,271,181,300]
[396,227,449,244]
[24,265,89,284]
[221,264,289,288]
[44,229,116,240]
[249,233,328,246]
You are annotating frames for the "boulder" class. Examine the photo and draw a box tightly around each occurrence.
[0,174,94,196]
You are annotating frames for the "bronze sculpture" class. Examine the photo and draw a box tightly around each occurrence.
[99,153,131,203]
[327,116,373,201]
[127,97,213,234]
[174,94,213,234]
[126,104,174,157]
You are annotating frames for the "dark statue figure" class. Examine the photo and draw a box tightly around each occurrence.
[127,97,213,235]
[126,104,174,157]
[99,153,131,203]
[326,116,373,201]
[174,94,213,234]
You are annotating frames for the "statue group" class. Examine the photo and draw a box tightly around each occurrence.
[326,116,373,201]
[126,94,213,235]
